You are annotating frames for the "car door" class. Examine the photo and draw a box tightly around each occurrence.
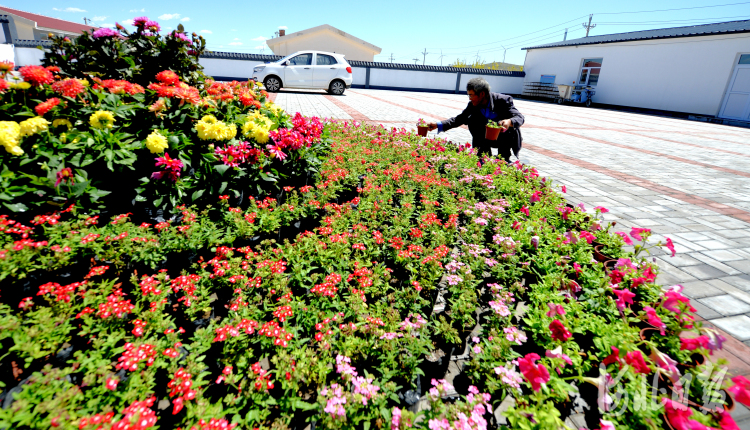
[312,53,340,89]
[283,53,313,88]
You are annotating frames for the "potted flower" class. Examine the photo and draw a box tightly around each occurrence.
[416,118,429,137]
[485,120,506,140]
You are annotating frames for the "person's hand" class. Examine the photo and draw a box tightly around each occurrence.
[427,122,438,131]
[500,119,513,130]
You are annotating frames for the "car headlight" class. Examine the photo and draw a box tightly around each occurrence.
[253,66,265,72]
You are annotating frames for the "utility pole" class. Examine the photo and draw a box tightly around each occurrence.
[413,58,419,65]
[83,17,92,25]
[389,53,395,63]
[421,48,429,66]
[438,50,445,67]
[501,45,507,65]
[563,28,568,41]
[582,14,596,37]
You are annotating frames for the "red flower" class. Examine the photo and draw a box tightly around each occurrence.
[35,97,61,115]
[728,375,750,408]
[664,237,676,257]
[612,287,635,311]
[520,205,530,216]
[55,167,74,187]
[52,78,86,97]
[549,319,572,342]
[602,346,621,366]
[0,78,8,93]
[19,65,54,86]
[105,377,119,390]
[624,350,650,374]
[156,70,180,85]
[518,353,550,392]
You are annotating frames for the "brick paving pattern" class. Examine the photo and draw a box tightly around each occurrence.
[272,88,750,423]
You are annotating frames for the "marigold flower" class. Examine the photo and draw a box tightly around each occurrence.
[196,115,236,141]
[0,121,22,155]
[19,65,54,86]
[35,98,61,116]
[52,118,73,130]
[145,130,169,153]
[51,78,86,97]
[89,110,116,129]
[20,116,50,137]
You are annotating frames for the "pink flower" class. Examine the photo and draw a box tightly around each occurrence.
[727,375,750,408]
[518,353,550,392]
[630,227,651,241]
[545,302,566,318]
[662,398,715,430]
[266,144,288,160]
[594,206,609,213]
[680,336,709,351]
[643,306,666,335]
[545,346,572,373]
[599,420,616,430]
[649,347,681,387]
[665,237,677,257]
[612,287,635,311]
[530,191,541,203]
[662,285,696,314]
[520,205,529,216]
[614,231,633,246]
[92,28,119,38]
[624,350,650,374]
[549,319,572,342]
[561,185,566,193]
[602,346,621,366]
[718,409,741,430]
[55,167,75,187]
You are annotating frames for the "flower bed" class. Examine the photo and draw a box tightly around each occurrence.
[2,115,747,429]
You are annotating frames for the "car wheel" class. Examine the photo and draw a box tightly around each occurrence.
[585,99,592,107]
[556,98,563,104]
[329,80,345,95]
[264,76,281,92]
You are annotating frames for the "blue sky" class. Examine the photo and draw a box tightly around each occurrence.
[5,0,750,66]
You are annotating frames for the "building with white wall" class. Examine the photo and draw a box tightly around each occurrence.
[0,6,96,42]
[522,20,750,122]
[266,25,381,62]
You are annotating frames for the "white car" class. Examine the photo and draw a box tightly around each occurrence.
[252,50,353,95]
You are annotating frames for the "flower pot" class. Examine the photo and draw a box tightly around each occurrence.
[485,126,504,141]
[417,126,429,137]
[593,245,612,263]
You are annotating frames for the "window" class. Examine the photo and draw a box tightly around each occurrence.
[540,75,556,84]
[579,58,603,86]
[288,53,312,66]
[740,54,750,65]
[316,54,338,65]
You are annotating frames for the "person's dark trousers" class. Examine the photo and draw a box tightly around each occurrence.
[497,144,514,163]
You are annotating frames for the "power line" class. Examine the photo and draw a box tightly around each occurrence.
[596,1,750,15]
[596,15,750,24]
[582,14,596,37]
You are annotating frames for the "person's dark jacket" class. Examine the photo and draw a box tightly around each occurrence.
[440,92,524,156]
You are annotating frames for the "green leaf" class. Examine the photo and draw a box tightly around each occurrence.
[168,136,179,149]
[153,197,164,207]
[191,189,205,201]
[292,400,316,411]
[69,152,83,167]
[3,202,28,212]
[218,182,228,194]
[259,172,276,182]
[214,164,230,176]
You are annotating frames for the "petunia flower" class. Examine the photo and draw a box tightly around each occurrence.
[614,231,633,246]
[546,302,566,318]
[518,353,550,392]
[624,350,651,374]
[612,287,635,311]
[643,306,666,335]
[630,227,651,241]
[594,206,609,214]
[728,375,750,408]
[549,319,572,342]
[664,237,677,257]
[520,205,529,216]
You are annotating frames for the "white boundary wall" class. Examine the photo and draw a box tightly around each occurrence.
[13,45,43,66]
[523,33,750,116]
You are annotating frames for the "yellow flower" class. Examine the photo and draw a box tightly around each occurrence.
[11,82,31,90]
[52,119,73,130]
[19,116,50,137]
[145,130,169,154]
[79,79,90,87]
[9,146,23,156]
[196,116,236,141]
[241,120,256,136]
[0,121,21,154]
[252,127,269,144]
[89,110,116,130]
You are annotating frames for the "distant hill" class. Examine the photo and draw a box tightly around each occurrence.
[448,59,523,71]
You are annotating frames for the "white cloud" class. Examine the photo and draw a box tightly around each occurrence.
[180,17,190,22]
[158,13,181,20]
[252,36,267,41]
[233,38,240,41]
[254,45,265,50]
[53,7,86,12]
[278,25,287,29]
[200,29,212,34]
[92,16,107,21]
[122,19,135,26]
[129,8,145,12]
[101,23,115,28]
[229,42,242,46]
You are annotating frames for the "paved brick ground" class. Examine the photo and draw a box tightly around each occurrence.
[273,88,750,396]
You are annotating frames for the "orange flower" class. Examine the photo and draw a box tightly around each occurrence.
[35,98,61,115]
[0,61,14,77]
[155,70,180,85]
[19,65,54,86]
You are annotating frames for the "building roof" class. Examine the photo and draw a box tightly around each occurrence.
[201,50,525,76]
[523,19,750,50]
[266,24,382,54]
[0,6,97,34]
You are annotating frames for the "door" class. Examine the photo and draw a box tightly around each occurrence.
[312,53,340,88]
[283,53,313,88]
[719,54,750,120]
[578,58,603,87]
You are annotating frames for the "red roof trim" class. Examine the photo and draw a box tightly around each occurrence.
[0,6,97,34]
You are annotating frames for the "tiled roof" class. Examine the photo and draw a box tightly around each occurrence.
[202,51,525,77]
[523,19,750,50]
[0,6,97,34]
